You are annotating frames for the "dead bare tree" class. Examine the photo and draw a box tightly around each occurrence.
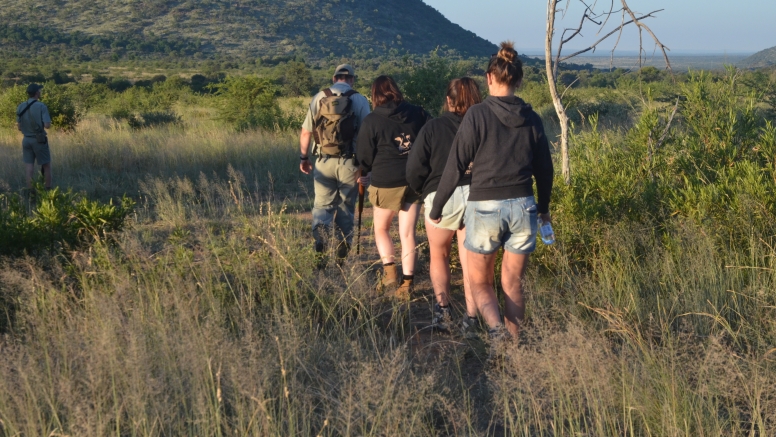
[545,0,672,184]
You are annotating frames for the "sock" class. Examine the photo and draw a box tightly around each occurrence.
[402,274,414,281]
[438,304,450,309]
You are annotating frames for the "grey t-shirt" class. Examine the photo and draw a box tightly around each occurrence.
[302,82,371,154]
[16,99,51,137]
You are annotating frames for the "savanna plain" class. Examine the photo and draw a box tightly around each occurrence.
[1,63,776,436]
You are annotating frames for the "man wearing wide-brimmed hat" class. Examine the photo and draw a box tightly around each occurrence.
[299,64,371,265]
[16,83,52,189]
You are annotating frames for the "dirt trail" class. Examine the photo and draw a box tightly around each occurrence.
[294,206,498,431]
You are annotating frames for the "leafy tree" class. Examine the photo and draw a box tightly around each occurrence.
[284,61,314,97]
[212,75,289,131]
[401,51,467,116]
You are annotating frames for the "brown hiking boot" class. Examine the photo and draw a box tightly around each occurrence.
[394,278,413,301]
[380,264,398,289]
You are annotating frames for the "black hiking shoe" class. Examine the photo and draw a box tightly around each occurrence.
[314,239,327,270]
[487,325,511,363]
[335,241,350,267]
[431,303,453,332]
[460,315,482,339]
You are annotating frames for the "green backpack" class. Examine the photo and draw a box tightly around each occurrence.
[313,88,359,156]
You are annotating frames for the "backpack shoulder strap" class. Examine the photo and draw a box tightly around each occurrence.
[323,88,334,98]
[343,90,358,97]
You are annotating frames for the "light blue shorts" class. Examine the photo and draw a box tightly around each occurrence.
[464,196,538,255]
[423,185,469,231]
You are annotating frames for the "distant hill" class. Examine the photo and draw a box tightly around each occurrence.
[0,0,497,62]
[739,46,776,69]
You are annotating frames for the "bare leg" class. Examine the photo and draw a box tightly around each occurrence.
[467,251,500,329]
[41,163,52,189]
[456,228,477,318]
[25,163,35,189]
[373,206,396,264]
[397,203,421,276]
[425,218,455,306]
[501,251,530,338]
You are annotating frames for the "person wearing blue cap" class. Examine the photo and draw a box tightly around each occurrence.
[16,83,53,190]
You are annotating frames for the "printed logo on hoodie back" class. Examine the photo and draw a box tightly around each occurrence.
[394,133,413,155]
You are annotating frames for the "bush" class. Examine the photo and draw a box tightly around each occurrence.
[0,184,135,257]
[40,82,80,130]
[127,110,182,129]
[400,51,467,116]
[0,83,80,131]
[283,61,314,97]
[0,85,28,129]
[212,75,298,131]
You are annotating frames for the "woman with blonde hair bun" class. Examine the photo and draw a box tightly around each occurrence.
[407,77,482,334]
[429,42,554,341]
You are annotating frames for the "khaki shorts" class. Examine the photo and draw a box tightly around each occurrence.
[424,185,469,231]
[368,185,422,213]
[22,136,51,165]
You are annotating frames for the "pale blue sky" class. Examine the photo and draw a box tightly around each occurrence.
[422,0,774,55]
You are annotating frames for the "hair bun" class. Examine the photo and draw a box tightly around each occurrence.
[497,41,517,64]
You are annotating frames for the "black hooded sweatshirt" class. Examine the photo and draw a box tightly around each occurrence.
[357,101,432,188]
[406,111,472,199]
[430,96,554,219]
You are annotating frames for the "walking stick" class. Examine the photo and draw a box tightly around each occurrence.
[356,183,365,254]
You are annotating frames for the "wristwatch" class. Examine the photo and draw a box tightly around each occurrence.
[300,155,309,161]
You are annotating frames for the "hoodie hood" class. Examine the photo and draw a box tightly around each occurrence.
[440,110,463,128]
[484,96,532,128]
[374,101,416,123]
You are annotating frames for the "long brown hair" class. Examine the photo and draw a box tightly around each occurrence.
[371,75,404,108]
[443,77,482,117]
[487,41,523,88]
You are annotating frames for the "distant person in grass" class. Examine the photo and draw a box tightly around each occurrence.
[299,64,371,265]
[357,76,432,299]
[406,77,481,334]
[16,83,53,190]
[430,42,554,341]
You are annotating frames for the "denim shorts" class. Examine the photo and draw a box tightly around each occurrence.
[464,196,538,255]
[423,185,469,231]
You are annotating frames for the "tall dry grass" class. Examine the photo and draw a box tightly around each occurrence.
[0,112,305,203]
[1,99,775,435]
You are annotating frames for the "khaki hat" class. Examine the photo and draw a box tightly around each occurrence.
[333,64,355,77]
[26,83,44,94]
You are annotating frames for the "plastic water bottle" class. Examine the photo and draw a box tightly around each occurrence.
[538,218,556,245]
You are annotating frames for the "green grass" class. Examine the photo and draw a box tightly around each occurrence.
[1,69,775,435]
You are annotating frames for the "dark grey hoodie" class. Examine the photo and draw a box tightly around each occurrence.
[357,101,432,188]
[429,95,554,219]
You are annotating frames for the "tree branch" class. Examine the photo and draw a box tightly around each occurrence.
[556,9,663,64]
[620,1,672,72]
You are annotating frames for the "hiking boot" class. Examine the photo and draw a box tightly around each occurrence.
[335,241,350,266]
[380,264,398,289]
[460,315,481,339]
[431,303,453,332]
[314,240,327,270]
[487,324,511,362]
[394,277,413,301]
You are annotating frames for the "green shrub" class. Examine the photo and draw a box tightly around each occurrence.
[0,184,135,256]
[0,83,80,130]
[40,82,80,130]
[126,110,182,129]
[400,51,467,116]
[283,61,314,97]
[212,75,299,131]
[550,67,776,266]
[0,85,28,129]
